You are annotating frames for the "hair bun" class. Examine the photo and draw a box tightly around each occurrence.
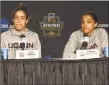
[16,3,28,11]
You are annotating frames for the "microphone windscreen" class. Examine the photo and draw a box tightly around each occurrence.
[82,41,88,47]
[20,34,25,38]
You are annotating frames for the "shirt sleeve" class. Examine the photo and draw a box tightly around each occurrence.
[63,33,78,59]
[101,28,109,51]
[1,33,6,48]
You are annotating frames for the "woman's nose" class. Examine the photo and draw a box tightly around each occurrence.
[18,18,21,23]
[84,23,87,27]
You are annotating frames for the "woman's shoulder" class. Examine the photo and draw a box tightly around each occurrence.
[95,28,108,35]
[70,29,81,37]
[96,28,107,32]
[1,29,11,37]
[27,28,39,37]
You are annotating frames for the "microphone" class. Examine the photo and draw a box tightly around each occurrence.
[20,34,26,50]
[80,33,89,49]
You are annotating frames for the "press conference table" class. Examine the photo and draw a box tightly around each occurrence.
[0,58,108,85]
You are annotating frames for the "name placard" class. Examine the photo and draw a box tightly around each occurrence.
[16,50,39,59]
[76,49,100,59]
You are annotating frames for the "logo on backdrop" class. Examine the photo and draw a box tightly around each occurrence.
[0,18,14,32]
[40,13,64,38]
[97,24,108,28]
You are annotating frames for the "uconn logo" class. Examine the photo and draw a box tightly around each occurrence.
[8,43,33,48]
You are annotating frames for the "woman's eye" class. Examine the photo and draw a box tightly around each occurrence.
[82,21,84,23]
[21,18,24,19]
[14,17,18,19]
[88,20,91,22]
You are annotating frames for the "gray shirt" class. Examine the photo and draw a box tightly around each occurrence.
[1,28,41,59]
[63,28,108,59]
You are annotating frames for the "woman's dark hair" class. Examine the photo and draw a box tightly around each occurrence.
[81,12,98,23]
[12,3,28,19]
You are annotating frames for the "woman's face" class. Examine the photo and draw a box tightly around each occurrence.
[81,15,97,35]
[12,10,28,31]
